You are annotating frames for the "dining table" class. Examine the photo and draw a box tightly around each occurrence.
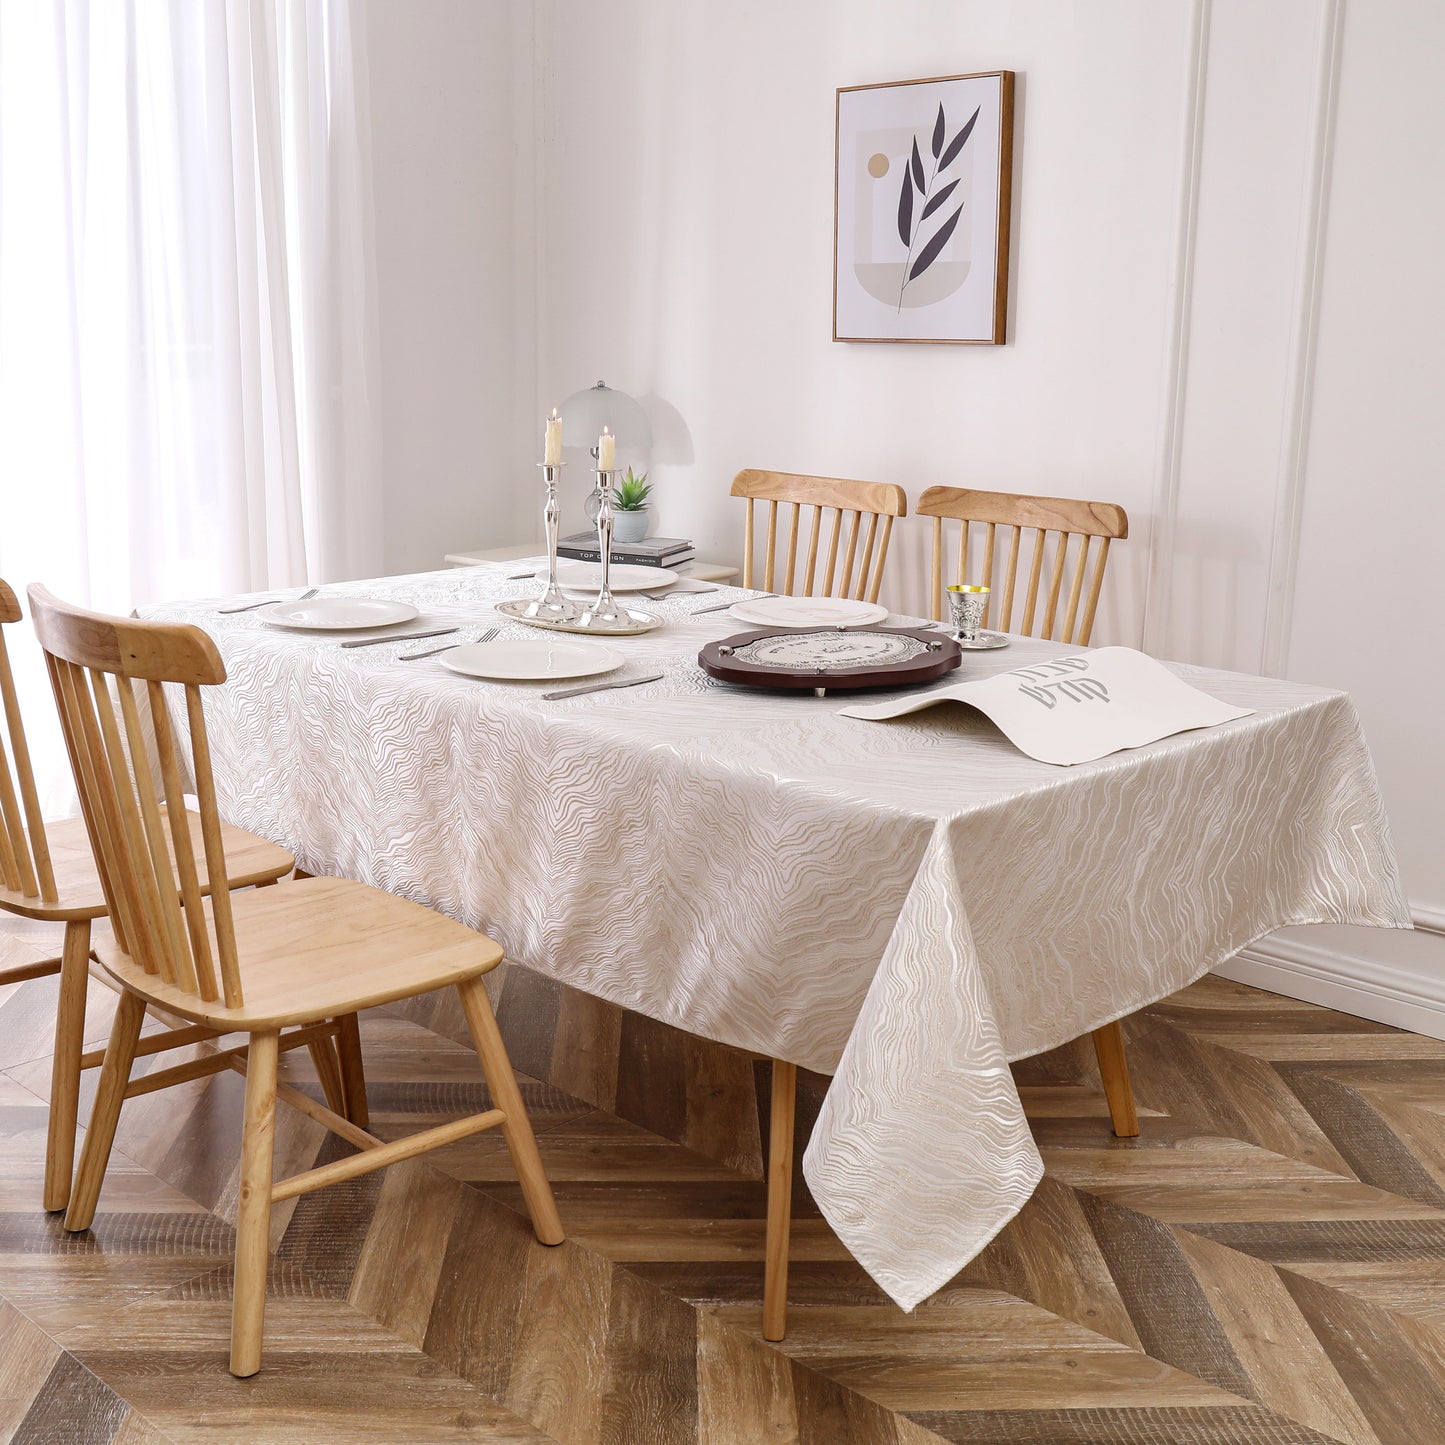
[142,562,1411,1313]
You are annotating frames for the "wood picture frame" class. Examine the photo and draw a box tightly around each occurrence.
[833,71,1015,346]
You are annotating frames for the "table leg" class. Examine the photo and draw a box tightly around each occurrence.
[763,1058,796,1342]
[1092,1020,1140,1137]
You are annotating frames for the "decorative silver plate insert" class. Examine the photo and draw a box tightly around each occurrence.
[731,631,933,672]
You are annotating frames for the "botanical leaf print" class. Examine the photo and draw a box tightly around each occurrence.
[894,98,982,309]
[939,106,981,169]
[897,166,914,247]
[910,204,964,281]
[921,177,960,222]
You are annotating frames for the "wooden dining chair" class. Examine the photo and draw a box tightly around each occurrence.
[918,486,1129,644]
[0,579,301,1215]
[915,486,1136,1137]
[760,488,1139,1344]
[29,586,564,1377]
[731,469,908,603]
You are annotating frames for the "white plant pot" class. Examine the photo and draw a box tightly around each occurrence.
[613,508,649,544]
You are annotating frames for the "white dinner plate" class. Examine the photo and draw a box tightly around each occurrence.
[545,562,678,593]
[727,596,890,629]
[440,638,625,682]
[261,597,420,631]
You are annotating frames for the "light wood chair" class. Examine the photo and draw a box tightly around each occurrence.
[761,488,1139,1344]
[919,486,1129,643]
[29,586,564,1377]
[916,486,1137,1139]
[0,579,300,1214]
[731,469,908,603]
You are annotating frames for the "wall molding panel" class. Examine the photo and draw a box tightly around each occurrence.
[1259,0,1346,677]
[1141,0,1210,660]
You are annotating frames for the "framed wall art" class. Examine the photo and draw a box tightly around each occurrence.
[834,71,1014,345]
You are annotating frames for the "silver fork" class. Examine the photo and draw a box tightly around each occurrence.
[398,626,498,660]
[219,586,318,615]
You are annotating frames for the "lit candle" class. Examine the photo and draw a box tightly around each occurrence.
[543,407,562,466]
[597,426,616,472]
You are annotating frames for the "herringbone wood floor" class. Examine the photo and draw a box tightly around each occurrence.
[3,920,1445,1444]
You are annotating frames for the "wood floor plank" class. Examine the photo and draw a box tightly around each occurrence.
[346,1158,461,1348]
[1173,1227,1383,1445]
[1281,1266,1445,1444]
[11,934,1445,1444]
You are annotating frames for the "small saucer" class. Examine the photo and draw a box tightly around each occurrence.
[953,631,1011,650]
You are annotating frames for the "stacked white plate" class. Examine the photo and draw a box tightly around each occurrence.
[727,596,889,629]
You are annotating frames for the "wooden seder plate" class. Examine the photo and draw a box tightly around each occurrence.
[698,626,962,694]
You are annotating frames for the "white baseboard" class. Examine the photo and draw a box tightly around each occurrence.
[1413,902,1445,937]
[1216,928,1445,1041]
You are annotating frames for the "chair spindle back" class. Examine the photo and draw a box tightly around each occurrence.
[730,470,908,604]
[28,586,243,1007]
[919,488,1128,645]
[0,581,57,904]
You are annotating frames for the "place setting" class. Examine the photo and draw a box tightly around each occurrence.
[430,634,657,698]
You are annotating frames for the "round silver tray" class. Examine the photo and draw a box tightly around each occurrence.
[495,596,664,636]
[699,626,962,693]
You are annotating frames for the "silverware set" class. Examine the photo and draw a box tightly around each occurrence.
[398,627,498,660]
[218,586,318,615]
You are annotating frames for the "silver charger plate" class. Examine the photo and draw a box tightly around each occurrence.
[495,596,664,636]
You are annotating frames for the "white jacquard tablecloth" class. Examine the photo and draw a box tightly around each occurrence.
[144,565,1411,1311]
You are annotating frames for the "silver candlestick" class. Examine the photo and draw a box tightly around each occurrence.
[580,467,628,628]
[523,462,580,622]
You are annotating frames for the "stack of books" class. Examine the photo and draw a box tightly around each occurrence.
[556,531,696,569]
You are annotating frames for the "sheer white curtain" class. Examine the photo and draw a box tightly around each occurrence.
[0,0,383,806]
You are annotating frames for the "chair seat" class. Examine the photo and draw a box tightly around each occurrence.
[93,875,504,1029]
[0,809,295,922]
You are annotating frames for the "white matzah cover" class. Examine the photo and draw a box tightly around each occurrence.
[840,646,1254,765]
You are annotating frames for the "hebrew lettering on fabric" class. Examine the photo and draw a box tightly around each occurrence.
[840,646,1254,766]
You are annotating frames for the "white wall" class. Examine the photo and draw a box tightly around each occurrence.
[1219,0,1445,1021]
[366,0,536,575]
[369,0,1445,1026]
[532,0,1193,634]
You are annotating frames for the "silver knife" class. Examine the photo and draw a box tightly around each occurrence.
[339,627,458,650]
[541,672,664,701]
[690,593,775,616]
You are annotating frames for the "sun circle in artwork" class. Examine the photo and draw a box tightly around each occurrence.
[867,153,890,178]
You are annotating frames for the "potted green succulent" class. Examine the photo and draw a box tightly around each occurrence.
[612,468,652,543]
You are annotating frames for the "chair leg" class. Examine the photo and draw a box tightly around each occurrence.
[1092,1020,1140,1138]
[455,976,564,1246]
[231,1029,279,1379]
[763,1058,796,1343]
[335,1012,369,1128]
[306,1036,348,1117]
[64,989,145,1232]
[43,919,92,1212]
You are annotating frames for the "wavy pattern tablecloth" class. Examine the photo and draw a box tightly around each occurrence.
[145,566,1411,1310]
